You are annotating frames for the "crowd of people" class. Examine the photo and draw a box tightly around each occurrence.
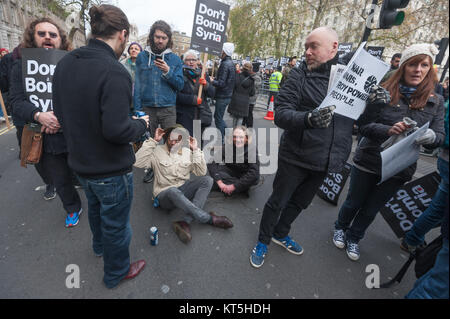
[0,3,448,298]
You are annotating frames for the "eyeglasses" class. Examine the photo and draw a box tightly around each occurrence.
[185,59,197,62]
[37,31,59,39]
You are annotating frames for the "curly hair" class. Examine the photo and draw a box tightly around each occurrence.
[147,20,173,50]
[21,17,72,51]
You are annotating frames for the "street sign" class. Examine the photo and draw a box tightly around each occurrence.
[190,0,230,56]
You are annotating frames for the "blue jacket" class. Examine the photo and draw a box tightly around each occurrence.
[133,47,184,110]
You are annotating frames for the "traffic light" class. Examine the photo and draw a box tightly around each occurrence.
[378,0,410,29]
[434,38,449,65]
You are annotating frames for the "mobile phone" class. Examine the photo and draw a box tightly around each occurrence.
[155,54,163,61]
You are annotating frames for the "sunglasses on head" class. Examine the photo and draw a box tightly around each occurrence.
[37,31,58,39]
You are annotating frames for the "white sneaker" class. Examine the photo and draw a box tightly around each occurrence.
[0,116,5,122]
[333,229,345,249]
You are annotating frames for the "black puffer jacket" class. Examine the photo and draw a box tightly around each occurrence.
[212,56,235,98]
[354,94,445,182]
[228,71,255,117]
[274,55,356,173]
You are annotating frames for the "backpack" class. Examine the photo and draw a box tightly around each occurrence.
[380,235,443,288]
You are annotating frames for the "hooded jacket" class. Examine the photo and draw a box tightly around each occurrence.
[133,47,184,110]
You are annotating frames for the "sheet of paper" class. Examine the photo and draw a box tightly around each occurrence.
[380,122,430,184]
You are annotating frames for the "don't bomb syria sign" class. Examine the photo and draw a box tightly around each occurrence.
[191,0,230,56]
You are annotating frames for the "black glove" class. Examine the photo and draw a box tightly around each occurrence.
[368,84,390,105]
[306,105,335,128]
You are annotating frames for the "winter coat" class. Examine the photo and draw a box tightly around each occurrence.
[353,93,445,182]
[228,71,255,118]
[207,144,260,193]
[275,55,358,173]
[133,47,184,110]
[52,39,147,178]
[249,73,262,105]
[212,56,235,98]
[176,67,215,135]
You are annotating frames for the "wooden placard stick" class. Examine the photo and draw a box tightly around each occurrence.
[0,90,11,129]
[197,53,209,99]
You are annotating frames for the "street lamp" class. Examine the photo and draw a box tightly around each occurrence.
[285,22,294,57]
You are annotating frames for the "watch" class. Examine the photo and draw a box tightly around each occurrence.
[35,111,41,122]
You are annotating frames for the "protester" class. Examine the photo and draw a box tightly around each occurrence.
[9,17,82,224]
[381,53,402,84]
[122,42,142,84]
[267,65,282,109]
[404,99,448,299]
[134,20,184,183]
[211,42,236,140]
[228,61,255,127]
[235,63,241,74]
[176,49,215,136]
[243,62,262,128]
[0,50,14,122]
[281,56,297,86]
[134,125,233,244]
[333,43,445,261]
[52,4,149,288]
[208,125,260,197]
[249,26,379,269]
[0,48,8,58]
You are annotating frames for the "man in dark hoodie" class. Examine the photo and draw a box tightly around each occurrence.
[52,4,148,289]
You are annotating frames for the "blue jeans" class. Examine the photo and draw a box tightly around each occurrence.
[405,158,449,246]
[214,97,231,140]
[77,173,134,289]
[335,166,404,243]
[406,239,449,299]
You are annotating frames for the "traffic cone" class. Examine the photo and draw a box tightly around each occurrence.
[264,95,275,121]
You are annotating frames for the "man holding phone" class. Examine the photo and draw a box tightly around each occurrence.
[134,20,184,183]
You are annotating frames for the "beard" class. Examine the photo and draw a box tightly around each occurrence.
[115,39,127,59]
[150,41,167,54]
[307,61,322,71]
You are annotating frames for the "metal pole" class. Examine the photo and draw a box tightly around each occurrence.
[440,56,449,83]
[361,0,378,44]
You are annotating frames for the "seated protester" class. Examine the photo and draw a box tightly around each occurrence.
[227,62,255,128]
[134,125,233,244]
[208,126,260,197]
[176,49,215,136]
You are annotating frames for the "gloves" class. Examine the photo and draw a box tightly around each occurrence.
[197,97,203,105]
[307,105,335,128]
[368,84,390,105]
[415,129,436,146]
[199,77,207,86]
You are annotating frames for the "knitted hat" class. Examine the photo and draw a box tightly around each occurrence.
[222,42,235,57]
[399,43,439,67]
[128,42,142,54]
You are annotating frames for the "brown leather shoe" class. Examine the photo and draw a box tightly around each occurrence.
[209,212,233,229]
[173,221,192,243]
[123,260,146,280]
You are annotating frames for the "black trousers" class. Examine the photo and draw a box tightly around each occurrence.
[35,152,81,213]
[258,160,326,245]
[242,104,254,128]
[211,165,253,194]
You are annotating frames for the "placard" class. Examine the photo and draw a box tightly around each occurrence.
[317,163,352,205]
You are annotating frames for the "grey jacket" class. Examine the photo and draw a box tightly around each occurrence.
[354,94,445,181]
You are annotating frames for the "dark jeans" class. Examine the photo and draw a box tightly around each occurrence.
[258,160,326,245]
[77,172,134,289]
[405,158,449,246]
[143,106,176,137]
[35,152,81,213]
[214,97,231,139]
[158,176,213,224]
[335,166,404,243]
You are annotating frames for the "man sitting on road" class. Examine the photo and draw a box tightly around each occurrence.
[134,125,233,244]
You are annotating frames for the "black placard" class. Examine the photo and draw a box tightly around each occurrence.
[190,0,230,56]
[21,48,67,112]
[317,163,352,206]
[338,42,353,58]
[380,172,441,238]
[367,46,385,60]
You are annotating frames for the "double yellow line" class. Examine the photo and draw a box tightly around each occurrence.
[0,125,15,136]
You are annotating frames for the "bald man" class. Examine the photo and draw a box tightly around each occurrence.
[250,27,358,268]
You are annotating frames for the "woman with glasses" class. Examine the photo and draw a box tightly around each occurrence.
[176,49,215,137]
[208,125,260,197]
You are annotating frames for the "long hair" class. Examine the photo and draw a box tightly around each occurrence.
[383,54,437,109]
[21,17,72,51]
[147,20,173,50]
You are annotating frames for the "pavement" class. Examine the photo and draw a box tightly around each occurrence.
[0,106,440,299]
